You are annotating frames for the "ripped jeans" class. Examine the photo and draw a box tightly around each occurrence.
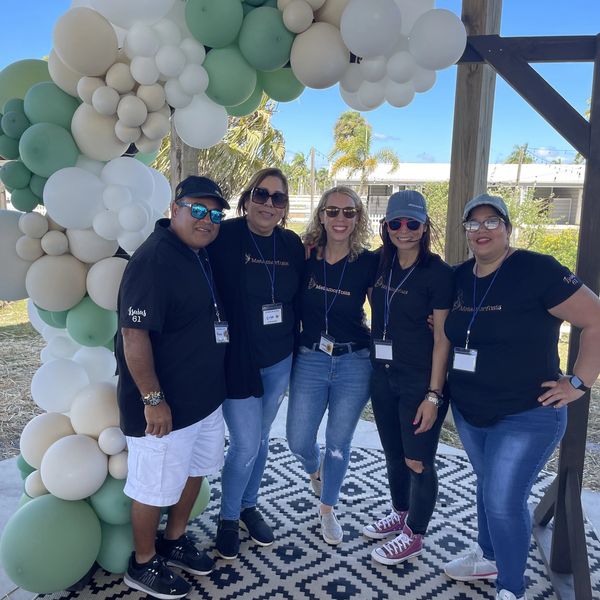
[287,346,372,506]
[220,353,292,521]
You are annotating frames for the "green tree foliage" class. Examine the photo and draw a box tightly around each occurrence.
[283,152,310,194]
[530,228,579,272]
[504,143,536,164]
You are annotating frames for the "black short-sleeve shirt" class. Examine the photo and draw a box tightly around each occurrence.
[115,219,227,437]
[299,249,379,348]
[371,254,454,370]
[444,249,582,427]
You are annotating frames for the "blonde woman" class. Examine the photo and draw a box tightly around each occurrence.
[286,186,378,545]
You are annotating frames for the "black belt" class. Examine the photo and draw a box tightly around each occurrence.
[311,342,367,356]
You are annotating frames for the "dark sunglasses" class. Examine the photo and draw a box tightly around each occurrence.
[176,200,224,224]
[463,216,505,232]
[387,218,422,231]
[251,187,289,209]
[321,206,359,218]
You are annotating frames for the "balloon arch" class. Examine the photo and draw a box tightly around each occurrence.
[0,0,466,593]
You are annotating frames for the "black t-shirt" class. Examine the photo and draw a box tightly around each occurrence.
[115,219,227,437]
[371,254,454,370]
[244,228,302,368]
[299,249,379,348]
[445,249,582,427]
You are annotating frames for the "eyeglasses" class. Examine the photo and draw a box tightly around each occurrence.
[321,206,359,218]
[387,218,422,231]
[176,200,224,224]
[463,216,505,232]
[251,187,288,209]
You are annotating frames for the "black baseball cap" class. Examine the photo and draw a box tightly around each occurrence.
[175,176,230,209]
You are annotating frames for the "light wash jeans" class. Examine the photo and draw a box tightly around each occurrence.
[453,404,567,597]
[220,353,292,521]
[286,346,372,507]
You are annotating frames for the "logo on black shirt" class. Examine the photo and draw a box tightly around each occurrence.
[307,276,351,296]
[374,276,408,295]
[128,307,147,323]
[563,273,580,286]
[245,253,290,267]
[451,290,502,313]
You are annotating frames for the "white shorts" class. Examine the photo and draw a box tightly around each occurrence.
[124,405,224,506]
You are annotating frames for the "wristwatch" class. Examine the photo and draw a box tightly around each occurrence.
[141,391,165,406]
[425,391,444,407]
[569,375,590,392]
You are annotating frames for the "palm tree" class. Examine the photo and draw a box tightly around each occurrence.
[329,111,400,199]
[315,167,332,194]
[284,152,310,194]
[504,143,535,164]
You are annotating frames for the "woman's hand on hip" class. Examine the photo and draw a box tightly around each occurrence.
[538,376,585,408]
[413,399,438,434]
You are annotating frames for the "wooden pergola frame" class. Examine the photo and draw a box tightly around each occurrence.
[448,2,599,599]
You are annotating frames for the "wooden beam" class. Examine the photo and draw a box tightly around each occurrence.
[445,0,502,265]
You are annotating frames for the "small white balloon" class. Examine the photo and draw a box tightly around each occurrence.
[92,85,120,115]
[98,427,126,455]
[103,184,132,211]
[165,78,192,108]
[118,230,146,254]
[340,62,363,93]
[412,65,436,92]
[386,79,415,107]
[118,203,149,232]
[25,471,49,498]
[92,210,122,241]
[19,212,49,238]
[283,0,315,34]
[40,230,69,256]
[357,79,386,110]
[31,358,90,413]
[155,45,186,78]
[386,50,416,84]
[117,95,148,127]
[108,451,128,479]
[27,298,47,334]
[91,0,176,29]
[178,64,209,96]
[359,56,387,83]
[339,85,371,111]
[153,18,182,46]
[45,332,81,360]
[130,56,160,85]
[179,37,206,65]
[76,155,106,176]
[105,62,136,93]
[148,168,171,214]
[73,345,117,382]
[173,93,228,149]
[126,22,160,57]
[77,76,105,104]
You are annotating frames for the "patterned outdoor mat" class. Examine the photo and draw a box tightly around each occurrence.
[40,440,600,600]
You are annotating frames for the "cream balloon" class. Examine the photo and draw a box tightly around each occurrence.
[70,382,120,438]
[91,0,176,28]
[20,412,75,469]
[16,237,44,262]
[306,0,326,8]
[66,228,119,264]
[135,134,162,154]
[31,358,90,412]
[73,345,117,382]
[108,451,128,479]
[98,427,126,455]
[315,0,349,27]
[25,471,49,498]
[136,84,167,112]
[18,212,49,238]
[117,96,148,128]
[48,50,82,97]
[115,121,142,144]
[173,94,228,149]
[141,112,170,141]
[105,62,136,94]
[41,230,69,256]
[41,434,108,500]
[92,86,120,116]
[283,1,314,34]
[77,76,105,104]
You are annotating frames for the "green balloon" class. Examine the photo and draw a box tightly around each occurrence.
[226,84,264,117]
[187,478,211,521]
[204,46,257,107]
[3,98,25,114]
[245,0,267,5]
[10,187,39,212]
[263,0,278,6]
[66,296,118,347]
[89,476,132,526]
[96,522,133,574]
[259,68,305,102]
[0,495,101,594]
[18,492,34,508]
[0,160,31,189]
[0,60,51,110]
[24,82,80,130]
[29,174,47,199]
[1,110,30,139]
[241,2,254,16]
[186,0,244,49]
[17,453,36,480]
[0,134,20,159]
[104,336,115,352]
[238,7,295,72]
[19,122,79,178]
[36,305,68,329]
[135,149,159,166]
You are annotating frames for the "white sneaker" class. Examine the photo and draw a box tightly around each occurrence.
[363,509,407,539]
[320,510,343,545]
[496,590,526,600]
[310,476,322,497]
[444,545,498,581]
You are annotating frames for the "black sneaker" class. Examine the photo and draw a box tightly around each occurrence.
[215,518,240,560]
[240,507,274,547]
[156,533,214,576]
[123,553,190,600]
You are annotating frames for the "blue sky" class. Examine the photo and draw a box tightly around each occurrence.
[1,1,597,168]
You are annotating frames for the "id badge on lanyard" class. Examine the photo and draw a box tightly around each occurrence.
[319,331,335,356]
[214,321,229,344]
[262,302,283,325]
[453,347,477,372]
[374,339,393,361]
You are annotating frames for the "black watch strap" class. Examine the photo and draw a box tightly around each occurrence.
[569,375,590,392]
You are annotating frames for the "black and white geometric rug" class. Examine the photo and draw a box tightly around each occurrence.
[41,440,600,600]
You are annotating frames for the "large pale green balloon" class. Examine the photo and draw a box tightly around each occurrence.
[187,477,211,521]
[0,134,20,159]
[1,110,30,139]
[66,296,118,347]
[19,123,79,178]
[10,187,39,213]
[135,149,159,166]
[36,305,68,329]
[0,60,51,110]
[24,82,80,130]
[226,83,264,117]
[29,174,47,199]
[18,493,34,508]
[89,476,132,525]
[0,495,101,594]
[238,7,295,72]
[204,46,257,107]
[0,160,31,189]
[96,522,133,574]
[259,68,305,102]
[186,0,244,49]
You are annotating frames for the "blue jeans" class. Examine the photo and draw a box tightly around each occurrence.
[453,404,567,597]
[287,346,372,507]
[220,353,292,520]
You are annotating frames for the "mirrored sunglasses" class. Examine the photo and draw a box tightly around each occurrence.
[176,200,224,224]
[463,216,504,232]
[322,206,359,218]
[251,187,289,209]
[388,218,422,231]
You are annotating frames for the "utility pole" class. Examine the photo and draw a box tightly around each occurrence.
[515,142,528,189]
[310,147,316,214]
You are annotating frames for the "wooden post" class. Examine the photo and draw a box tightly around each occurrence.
[445,0,502,265]
[168,121,199,198]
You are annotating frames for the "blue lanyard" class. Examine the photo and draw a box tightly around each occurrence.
[322,249,349,334]
[248,230,276,304]
[195,249,222,322]
[382,253,418,340]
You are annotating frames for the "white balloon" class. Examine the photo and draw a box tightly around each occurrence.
[118,203,149,232]
[394,0,434,35]
[45,332,81,360]
[148,168,172,214]
[70,381,119,438]
[73,345,117,382]
[27,298,47,334]
[357,79,386,110]
[412,65,436,92]
[91,0,176,28]
[173,93,228,149]
[339,85,371,111]
[386,79,415,107]
[102,157,155,202]
[48,50,82,97]
[178,64,209,96]
[115,120,142,144]
[44,167,104,230]
[40,230,69,256]
[409,9,467,70]
[290,23,349,89]
[117,95,148,127]
[93,210,122,240]
[19,212,49,238]
[103,184,132,211]
[179,38,206,65]
[386,50,416,84]
[86,257,128,311]
[283,1,315,34]
[153,19,182,46]
[77,76,105,104]
[25,471,49,498]
[164,78,192,108]
[31,358,90,413]
[105,62,136,93]
[41,434,108,500]
[41,324,66,343]
[20,412,75,469]
[386,34,409,56]
[126,23,160,57]
[66,228,119,263]
[130,56,160,85]
[76,155,106,176]
[141,112,170,141]
[136,84,167,112]
[315,0,349,28]
[15,236,44,262]
[98,427,126,455]
[155,45,186,78]
[108,451,128,479]
[118,230,146,254]
[359,56,387,82]
[340,0,402,59]
[340,63,363,93]
[92,86,120,115]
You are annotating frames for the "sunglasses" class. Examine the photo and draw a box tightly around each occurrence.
[463,216,504,232]
[387,218,422,231]
[321,206,359,218]
[176,200,224,224]
[251,187,289,209]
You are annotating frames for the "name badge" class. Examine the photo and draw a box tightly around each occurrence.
[453,347,477,372]
[214,321,229,344]
[319,331,335,356]
[262,303,283,325]
[374,339,393,361]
